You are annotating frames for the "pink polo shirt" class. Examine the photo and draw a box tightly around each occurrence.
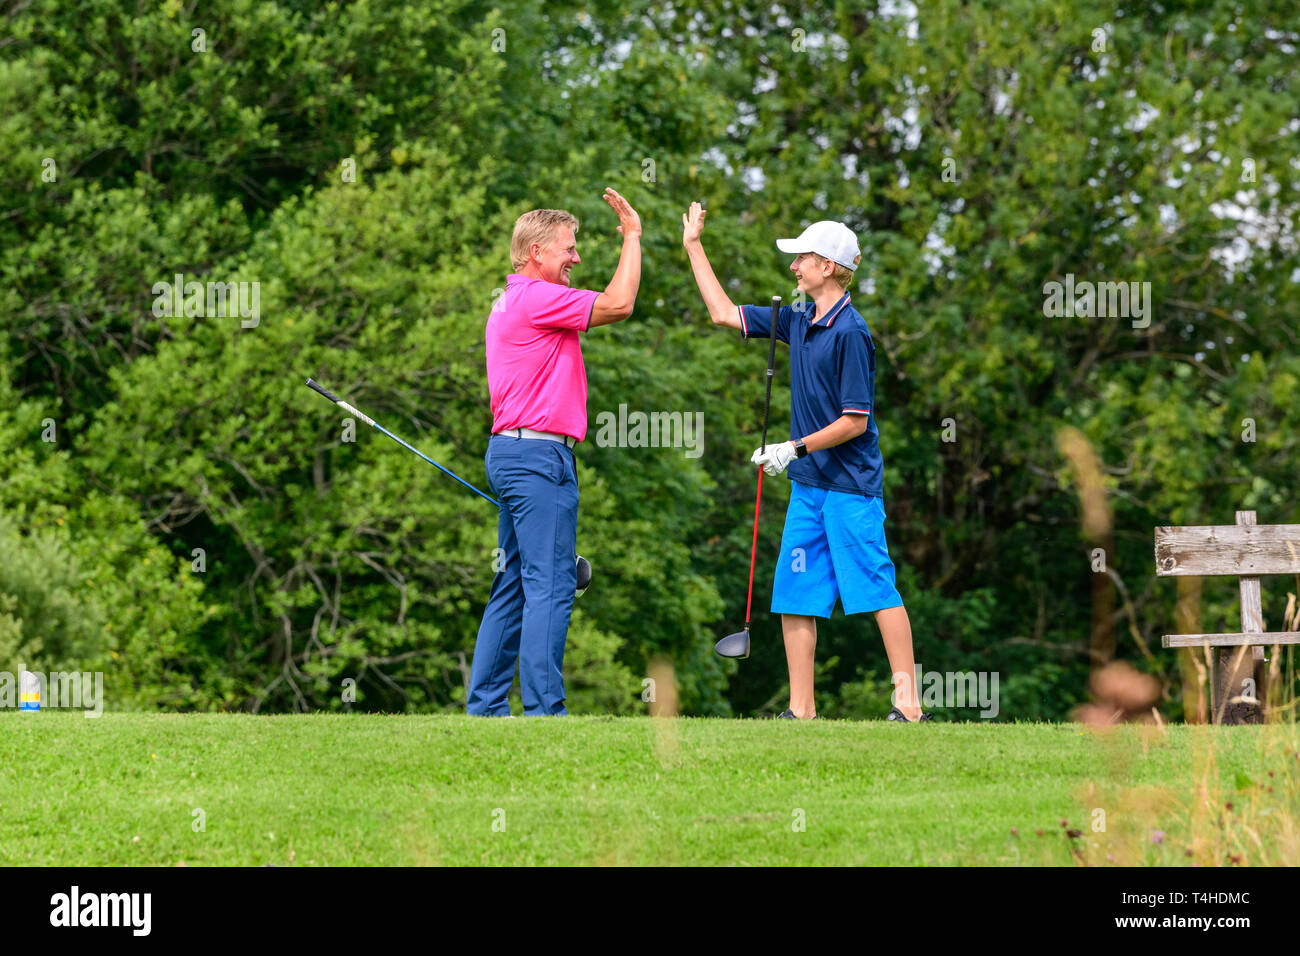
[486,273,600,442]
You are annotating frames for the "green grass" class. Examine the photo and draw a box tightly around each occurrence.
[1,713,1295,866]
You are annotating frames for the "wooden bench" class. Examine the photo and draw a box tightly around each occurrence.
[1155,510,1300,724]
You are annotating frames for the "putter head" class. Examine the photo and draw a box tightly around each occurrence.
[715,627,751,660]
[575,555,592,598]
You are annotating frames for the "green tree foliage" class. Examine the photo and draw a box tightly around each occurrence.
[0,360,212,707]
[606,0,1300,715]
[2,0,1297,718]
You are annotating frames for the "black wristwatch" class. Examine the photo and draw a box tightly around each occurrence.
[793,438,808,458]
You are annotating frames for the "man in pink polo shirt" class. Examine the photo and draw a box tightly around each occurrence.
[468,188,642,716]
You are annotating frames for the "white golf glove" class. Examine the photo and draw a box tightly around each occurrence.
[750,441,798,476]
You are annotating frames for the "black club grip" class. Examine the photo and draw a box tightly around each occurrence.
[767,295,780,369]
[305,378,342,404]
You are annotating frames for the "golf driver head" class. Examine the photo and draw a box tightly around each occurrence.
[715,627,750,659]
[575,555,592,598]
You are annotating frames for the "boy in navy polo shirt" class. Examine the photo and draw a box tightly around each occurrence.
[682,203,928,722]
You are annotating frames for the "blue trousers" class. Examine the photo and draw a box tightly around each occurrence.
[467,434,578,716]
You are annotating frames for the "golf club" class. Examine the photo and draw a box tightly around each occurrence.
[715,295,781,659]
[305,378,592,596]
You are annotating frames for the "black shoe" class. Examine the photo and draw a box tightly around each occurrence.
[776,709,819,719]
[886,707,931,722]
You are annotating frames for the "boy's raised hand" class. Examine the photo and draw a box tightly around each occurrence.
[682,201,706,246]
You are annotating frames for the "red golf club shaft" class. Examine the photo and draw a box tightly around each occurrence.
[743,469,763,626]
[742,295,780,629]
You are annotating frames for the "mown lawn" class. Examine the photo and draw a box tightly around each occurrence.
[1,714,1295,866]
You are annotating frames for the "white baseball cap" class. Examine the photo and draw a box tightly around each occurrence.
[775,220,861,271]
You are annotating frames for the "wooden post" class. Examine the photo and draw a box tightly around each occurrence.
[1217,512,1265,724]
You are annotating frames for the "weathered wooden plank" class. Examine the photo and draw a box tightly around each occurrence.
[1154,523,1300,576]
[1162,632,1300,647]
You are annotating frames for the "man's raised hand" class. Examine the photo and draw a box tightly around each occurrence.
[603,187,642,239]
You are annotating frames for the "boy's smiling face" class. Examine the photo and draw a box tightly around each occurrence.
[790,252,835,295]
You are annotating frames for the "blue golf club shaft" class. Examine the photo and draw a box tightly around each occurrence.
[305,379,499,506]
[373,423,499,506]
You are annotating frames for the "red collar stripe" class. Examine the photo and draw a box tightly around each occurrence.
[819,293,851,327]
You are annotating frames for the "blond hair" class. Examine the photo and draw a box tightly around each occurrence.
[511,209,579,270]
[811,252,859,291]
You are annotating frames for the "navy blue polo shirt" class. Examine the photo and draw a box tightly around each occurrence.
[738,293,883,498]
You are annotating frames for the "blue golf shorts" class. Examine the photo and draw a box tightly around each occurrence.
[771,481,904,617]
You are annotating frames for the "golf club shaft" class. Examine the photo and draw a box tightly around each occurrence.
[743,297,780,627]
[743,469,763,627]
[373,423,499,506]
[304,379,500,507]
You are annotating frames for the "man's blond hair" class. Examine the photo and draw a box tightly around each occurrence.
[511,209,579,270]
[811,252,860,291]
